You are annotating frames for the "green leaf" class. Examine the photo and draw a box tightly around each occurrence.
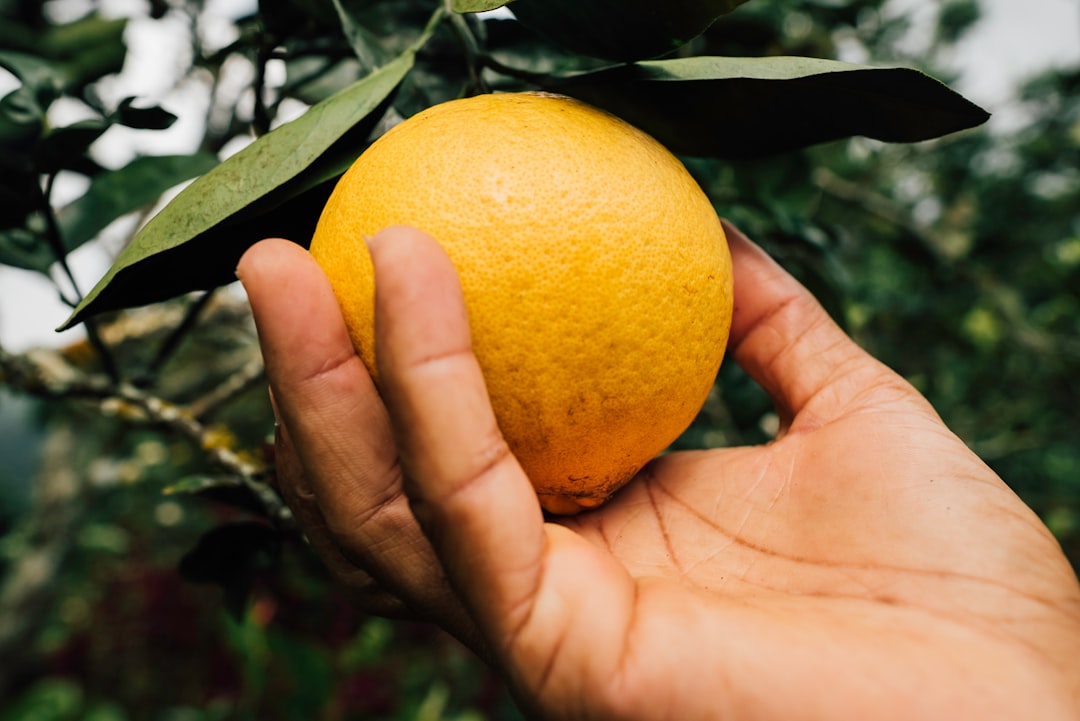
[60,47,420,330]
[163,474,271,515]
[453,0,513,12]
[0,50,65,108]
[0,228,51,273]
[0,179,36,232]
[56,153,219,252]
[0,87,44,143]
[549,56,991,158]
[0,16,128,96]
[113,98,178,130]
[44,15,128,91]
[330,0,391,70]
[284,55,365,105]
[34,118,109,174]
[40,14,126,61]
[163,475,233,495]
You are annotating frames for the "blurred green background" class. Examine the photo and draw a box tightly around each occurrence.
[1,0,1077,718]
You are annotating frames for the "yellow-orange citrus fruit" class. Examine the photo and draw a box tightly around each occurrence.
[310,92,732,514]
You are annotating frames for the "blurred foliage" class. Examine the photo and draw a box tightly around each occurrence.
[0,0,1077,718]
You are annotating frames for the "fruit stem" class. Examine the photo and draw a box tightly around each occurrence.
[40,173,121,383]
[446,4,491,95]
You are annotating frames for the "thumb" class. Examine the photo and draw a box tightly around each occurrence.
[723,220,915,429]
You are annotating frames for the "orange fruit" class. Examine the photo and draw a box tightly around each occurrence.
[309,91,732,514]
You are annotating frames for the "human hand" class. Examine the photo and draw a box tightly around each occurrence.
[238,223,1080,720]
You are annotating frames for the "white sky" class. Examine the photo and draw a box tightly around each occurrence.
[892,0,1080,118]
[1,0,1078,351]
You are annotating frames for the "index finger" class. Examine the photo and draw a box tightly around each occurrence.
[368,227,637,690]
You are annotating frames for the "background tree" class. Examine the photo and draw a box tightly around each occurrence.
[0,0,1076,718]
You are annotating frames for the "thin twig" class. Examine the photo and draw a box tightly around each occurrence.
[41,174,83,307]
[252,40,273,137]
[81,318,122,384]
[146,290,217,380]
[40,174,122,383]
[480,54,551,86]
[0,345,292,529]
[447,6,490,95]
[811,166,943,259]
[187,355,267,420]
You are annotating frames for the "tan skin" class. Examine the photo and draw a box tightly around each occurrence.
[238,222,1080,720]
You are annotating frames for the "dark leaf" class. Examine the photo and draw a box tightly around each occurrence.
[548,56,990,158]
[60,44,422,329]
[393,16,476,116]
[178,521,281,619]
[336,0,449,73]
[511,0,752,61]
[0,227,51,273]
[284,55,365,106]
[0,177,36,231]
[331,0,392,70]
[33,118,109,174]
[113,98,179,130]
[43,15,128,91]
[0,50,64,108]
[258,0,339,37]
[63,179,339,328]
[279,0,439,106]
[55,152,107,179]
[0,86,45,145]
[937,0,981,44]
[56,153,219,252]
[0,89,42,193]
[39,14,127,61]
[0,17,128,98]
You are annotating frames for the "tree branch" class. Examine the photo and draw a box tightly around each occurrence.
[0,345,292,529]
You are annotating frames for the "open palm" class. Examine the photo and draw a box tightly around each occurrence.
[240,223,1080,720]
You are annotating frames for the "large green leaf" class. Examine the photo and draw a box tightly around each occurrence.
[548,56,990,157]
[57,153,219,253]
[60,49,419,329]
